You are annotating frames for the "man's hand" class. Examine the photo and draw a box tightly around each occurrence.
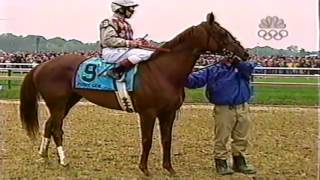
[128,39,151,48]
[230,57,241,65]
[137,39,151,46]
[128,40,142,48]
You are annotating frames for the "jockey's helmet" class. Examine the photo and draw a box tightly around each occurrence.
[111,0,138,18]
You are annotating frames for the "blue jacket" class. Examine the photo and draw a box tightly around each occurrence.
[185,62,254,105]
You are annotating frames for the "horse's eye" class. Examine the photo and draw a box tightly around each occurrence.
[221,32,228,37]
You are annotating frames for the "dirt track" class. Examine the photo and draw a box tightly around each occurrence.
[0,100,318,179]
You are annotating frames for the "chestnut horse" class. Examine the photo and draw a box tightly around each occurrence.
[20,13,249,176]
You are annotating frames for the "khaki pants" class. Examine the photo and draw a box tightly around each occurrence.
[213,103,251,159]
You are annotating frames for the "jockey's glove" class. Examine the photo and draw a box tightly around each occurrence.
[128,39,150,48]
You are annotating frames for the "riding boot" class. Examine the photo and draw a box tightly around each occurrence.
[106,59,135,80]
[232,155,256,174]
[214,159,234,175]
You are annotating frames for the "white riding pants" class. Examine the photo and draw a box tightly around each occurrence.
[102,48,154,64]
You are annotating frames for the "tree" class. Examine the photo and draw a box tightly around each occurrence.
[286,45,299,52]
[299,48,307,57]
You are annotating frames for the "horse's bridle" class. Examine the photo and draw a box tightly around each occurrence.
[204,24,246,61]
[203,25,229,56]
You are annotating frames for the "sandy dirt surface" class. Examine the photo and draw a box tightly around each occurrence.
[0,101,318,179]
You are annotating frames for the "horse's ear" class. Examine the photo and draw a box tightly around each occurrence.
[206,12,215,25]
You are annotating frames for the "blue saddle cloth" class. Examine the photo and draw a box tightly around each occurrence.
[74,57,138,91]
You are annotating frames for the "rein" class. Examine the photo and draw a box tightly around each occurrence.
[140,45,171,52]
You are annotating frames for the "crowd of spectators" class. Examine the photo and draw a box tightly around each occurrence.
[196,54,320,74]
[0,51,319,74]
[196,54,320,67]
[0,51,101,64]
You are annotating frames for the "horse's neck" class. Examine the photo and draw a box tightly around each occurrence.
[145,41,202,88]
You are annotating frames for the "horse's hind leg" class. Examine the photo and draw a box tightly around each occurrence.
[158,111,177,176]
[41,94,81,166]
[39,106,58,158]
[38,117,52,159]
[54,95,82,166]
[43,102,67,166]
[138,111,156,176]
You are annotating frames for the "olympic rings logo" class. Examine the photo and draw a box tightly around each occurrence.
[257,16,289,41]
[257,29,288,41]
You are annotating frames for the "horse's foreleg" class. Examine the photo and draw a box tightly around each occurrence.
[158,111,177,176]
[138,111,156,176]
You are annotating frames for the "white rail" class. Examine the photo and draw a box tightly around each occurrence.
[254,67,320,71]
[252,82,319,87]
[0,63,38,72]
[0,68,33,72]
[0,63,38,66]
[0,63,319,88]
[0,63,319,72]
[253,74,319,77]
[194,65,320,71]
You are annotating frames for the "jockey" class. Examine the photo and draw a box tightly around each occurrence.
[100,0,154,80]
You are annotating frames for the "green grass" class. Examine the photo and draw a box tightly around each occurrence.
[0,80,22,99]
[253,87,318,105]
[0,76,319,106]
[185,76,319,106]
[185,87,318,106]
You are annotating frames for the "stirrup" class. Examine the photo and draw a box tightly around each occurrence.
[118,74,126,82]
[106,70,127,82]
[106,70,122,80]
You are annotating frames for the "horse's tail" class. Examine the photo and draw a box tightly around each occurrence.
[20,67,39,140]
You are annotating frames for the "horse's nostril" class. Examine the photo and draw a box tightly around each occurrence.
[244,52,249,60]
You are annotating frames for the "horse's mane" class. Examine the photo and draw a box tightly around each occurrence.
[149,24,204,59]
[148,19,241,59]
[156,20,240,50]
[161,26,196,49]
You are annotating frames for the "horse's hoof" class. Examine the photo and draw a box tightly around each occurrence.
[38,152,48,159]
[59,160,69,167]
[168,169,177,176]
[60,162,69,167]
[142,170,151,177]
[164,166,177,176]
[36,157,48,164]
[139,165,151,176]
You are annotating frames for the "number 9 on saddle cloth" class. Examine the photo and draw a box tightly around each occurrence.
[74,48,154,112]
[75,46,153,92]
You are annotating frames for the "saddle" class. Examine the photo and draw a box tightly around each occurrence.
[74,57,138,112]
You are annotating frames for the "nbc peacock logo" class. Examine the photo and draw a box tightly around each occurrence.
[257,16,288,41]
